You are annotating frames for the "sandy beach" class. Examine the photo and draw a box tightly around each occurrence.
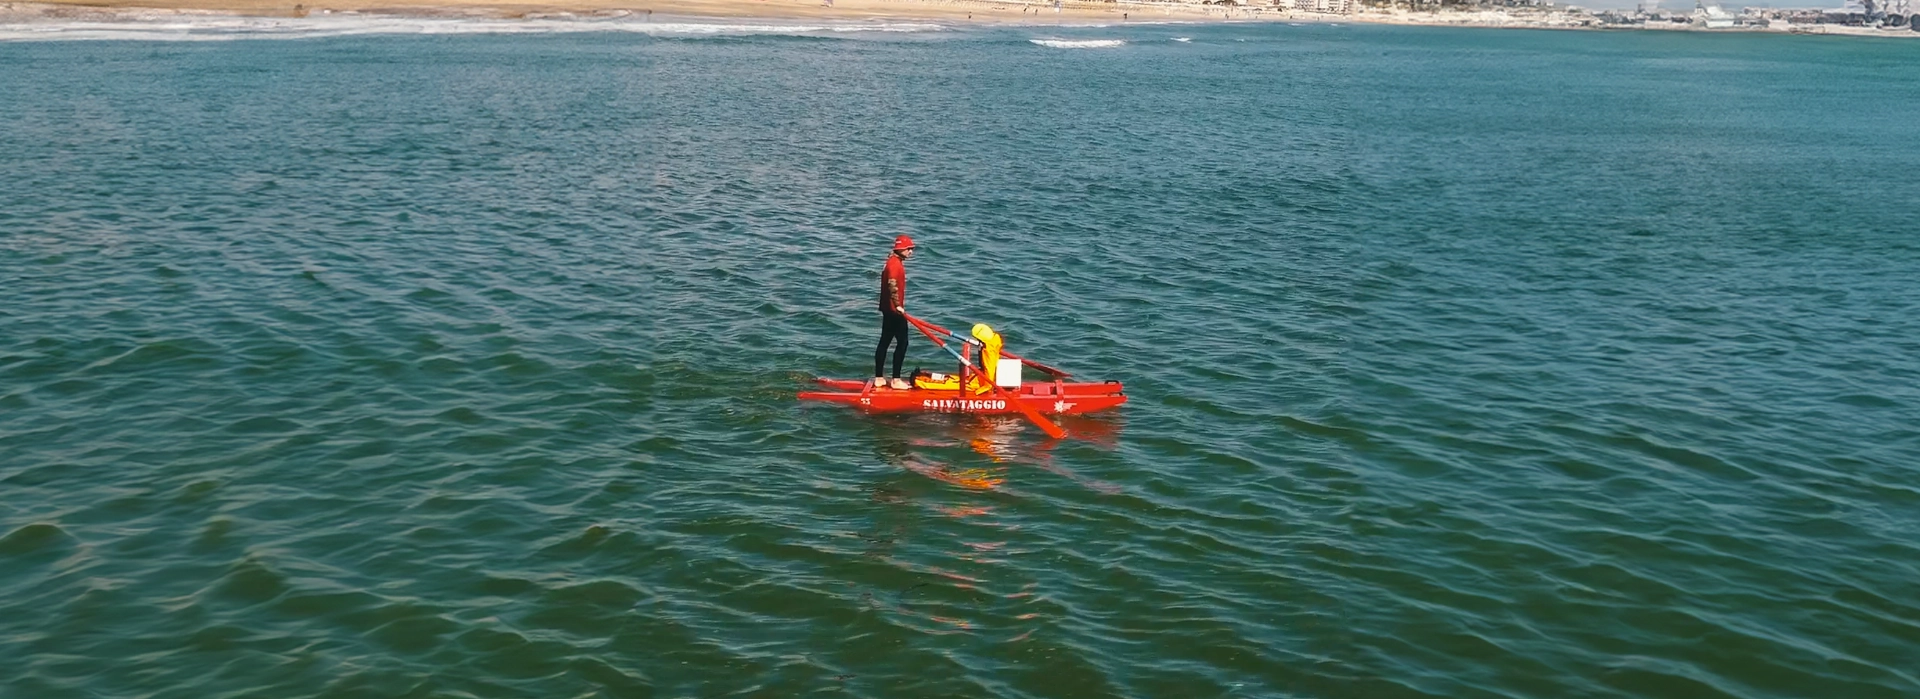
[8,0,1911,41]
[4,0,1287,23]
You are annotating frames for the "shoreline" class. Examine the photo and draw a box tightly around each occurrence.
[5,0,1917,38]
[1,0,1293,24]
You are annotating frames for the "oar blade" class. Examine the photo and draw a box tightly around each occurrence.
[1006,389,1068,439]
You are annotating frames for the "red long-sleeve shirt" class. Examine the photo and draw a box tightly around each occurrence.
[878,255,906,312]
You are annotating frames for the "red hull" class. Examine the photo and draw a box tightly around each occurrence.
[798,378,1127,415]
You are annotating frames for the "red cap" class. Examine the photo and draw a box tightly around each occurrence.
[892,235,916,251]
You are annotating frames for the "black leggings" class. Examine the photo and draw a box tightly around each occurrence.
[875,311,909,378]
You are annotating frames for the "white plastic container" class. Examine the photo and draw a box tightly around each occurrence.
[996,358,1023,388]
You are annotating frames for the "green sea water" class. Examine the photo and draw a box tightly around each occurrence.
[3,21,1918,698]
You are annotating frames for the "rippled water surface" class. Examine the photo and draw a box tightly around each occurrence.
[4,22,1919,698]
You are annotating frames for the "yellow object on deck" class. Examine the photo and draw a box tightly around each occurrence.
[911,372,994,394]
[971,324,1002,391]
[911,323,1003,394]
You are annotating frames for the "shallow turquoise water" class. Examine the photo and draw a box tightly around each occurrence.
[3,22,1918,698]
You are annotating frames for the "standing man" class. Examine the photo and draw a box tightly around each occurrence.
[874,235,915,390]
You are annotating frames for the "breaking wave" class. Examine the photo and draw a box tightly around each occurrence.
[1028,37,1125,48]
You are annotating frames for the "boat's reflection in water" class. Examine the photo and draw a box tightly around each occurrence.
[893,414,1124,495]
[859,414,1125,636]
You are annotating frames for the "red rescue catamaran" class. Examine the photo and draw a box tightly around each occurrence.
[797,313,1126,439]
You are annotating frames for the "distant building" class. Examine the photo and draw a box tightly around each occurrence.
[1293,0,1354,13]
[1693,0,1735,26]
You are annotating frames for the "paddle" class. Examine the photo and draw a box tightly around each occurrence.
[903,312,1068,440]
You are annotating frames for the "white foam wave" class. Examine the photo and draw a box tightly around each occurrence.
[0,15,946,42]
[1172,36,1191,42]
[1027,38,1125,49]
